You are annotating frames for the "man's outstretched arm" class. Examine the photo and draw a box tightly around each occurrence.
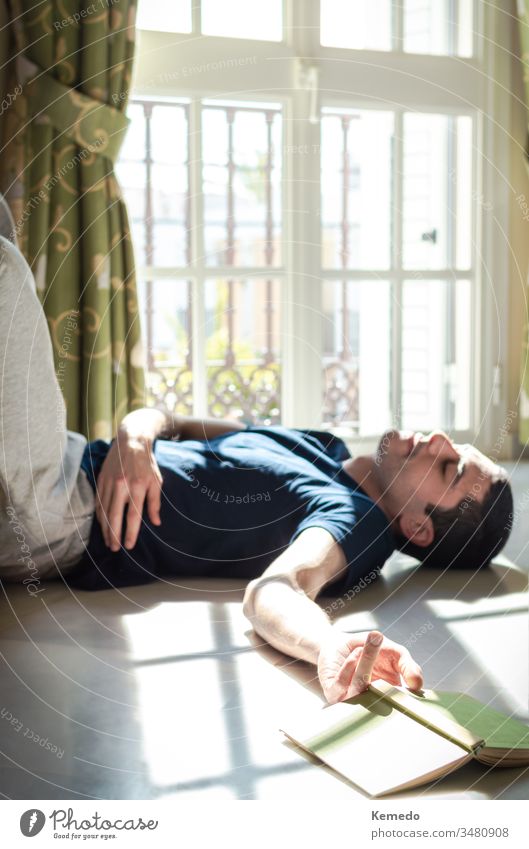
[116,406,246,444]
[243,527,424,704]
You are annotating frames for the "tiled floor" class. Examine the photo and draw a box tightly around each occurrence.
[0,464,527,801]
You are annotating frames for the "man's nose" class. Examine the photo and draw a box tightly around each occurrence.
[426,431,458,456]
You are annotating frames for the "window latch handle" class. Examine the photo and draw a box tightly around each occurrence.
[421,228,438,244]
[293,59,320,125]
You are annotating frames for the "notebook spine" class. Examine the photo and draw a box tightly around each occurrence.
[368,682,485,754]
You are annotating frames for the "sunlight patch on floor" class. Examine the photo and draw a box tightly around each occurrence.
[131,657,231,787]
[122,601,217,661]
[444,614,528,717]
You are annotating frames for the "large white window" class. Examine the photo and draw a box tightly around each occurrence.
[119,0,510,451]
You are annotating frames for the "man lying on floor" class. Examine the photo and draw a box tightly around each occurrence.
[0,233,514,705]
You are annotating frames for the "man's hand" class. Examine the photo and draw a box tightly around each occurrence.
[95,434,163,551]
[317,630,423,704]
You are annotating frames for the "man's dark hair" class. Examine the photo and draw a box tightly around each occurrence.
[394,470,514,570]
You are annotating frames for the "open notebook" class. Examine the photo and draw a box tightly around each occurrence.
[280,680,529,797]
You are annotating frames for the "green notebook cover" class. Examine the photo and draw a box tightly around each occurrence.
[370,681,529,752]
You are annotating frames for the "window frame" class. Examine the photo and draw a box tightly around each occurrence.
[130,0,511,455]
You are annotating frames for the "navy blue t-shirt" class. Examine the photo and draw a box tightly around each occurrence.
[67,426,395,593]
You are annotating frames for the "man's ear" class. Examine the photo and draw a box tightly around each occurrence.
[398,512,435,548]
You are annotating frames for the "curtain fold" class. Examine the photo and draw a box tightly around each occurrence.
[520,1,529,444]
[1,0,145,440]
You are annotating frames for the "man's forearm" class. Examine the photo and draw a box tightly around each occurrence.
[117,407,245,444]
[243,579,339,665]
[243,528,349,665]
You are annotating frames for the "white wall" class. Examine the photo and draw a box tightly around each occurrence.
[508,0,529,453]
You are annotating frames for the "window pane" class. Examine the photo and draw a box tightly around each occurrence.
[403,113,449,270]
[401,279,471,431]
[119,101,190,268]
[322,280,392,434]
[205,278,281,424]
[203,103,282,267]
[320,0,391,50]
[404,0,474,57]
[137,0,192,33]
[118,104,146,161]
[151,153,188,263]
[130,221,146,267]
[150,106,188,164]
[138,278,193,415]
[202,0,282,41]
[403,113,473,271]
[454,116,473,270]
[117,162,146,220]
[117,104,147,266]
[322,109,393,270]
[320,0,474,55]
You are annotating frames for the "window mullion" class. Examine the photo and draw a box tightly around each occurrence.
[279,1,324,428]
[449,0,457,56]
[188,97,207,417]
[391,108,404,429]
[288,0,320,54]
[392,0,404,52]
[192,0,201,34]
[143,102,154,372]
[282,89,323,428]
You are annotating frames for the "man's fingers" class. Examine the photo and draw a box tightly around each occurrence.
[348,631,384,695]
[147,480,162,527]
[96,480,112,547]
[107,483,128,552]
[333,646,363,692]
[94,494,103,540]
[124,484,147,549]
[397,648,424,691]
[333,631,384,700]
[101,482,117,548]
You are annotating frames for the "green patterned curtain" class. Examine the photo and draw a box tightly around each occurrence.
[520,1,529,444]
[0,0,145,440]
